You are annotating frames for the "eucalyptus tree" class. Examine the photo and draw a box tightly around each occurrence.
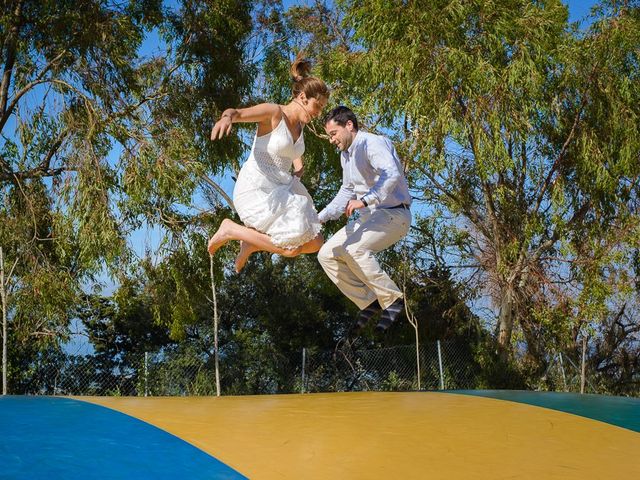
[301,0,640,363]
[0,0,255,390]
[0,0,163,388]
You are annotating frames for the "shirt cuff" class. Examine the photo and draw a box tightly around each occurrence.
[361,194,377,207]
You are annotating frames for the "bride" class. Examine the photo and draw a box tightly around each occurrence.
[207,55,329,272]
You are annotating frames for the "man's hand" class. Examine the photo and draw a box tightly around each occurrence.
[345,199,365,217]
[210,116,233,141]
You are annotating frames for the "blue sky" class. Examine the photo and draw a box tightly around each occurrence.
[565,0,600,21]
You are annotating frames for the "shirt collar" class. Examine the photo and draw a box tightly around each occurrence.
[346,130,362,157]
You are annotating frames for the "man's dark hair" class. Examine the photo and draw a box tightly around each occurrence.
[323,106,359,130]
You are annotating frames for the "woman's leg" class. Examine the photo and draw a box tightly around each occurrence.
[234,233,323,272]
[208,219,323,271]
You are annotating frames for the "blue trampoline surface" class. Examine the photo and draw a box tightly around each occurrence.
[0,396,246,480]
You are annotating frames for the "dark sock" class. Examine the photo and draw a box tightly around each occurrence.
[355,300,382,329]
[376,298,404,332]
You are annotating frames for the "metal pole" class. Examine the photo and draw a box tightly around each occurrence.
[437,340,445,390]
[415,336,421,391]
[1,247,7,396]
[144,352,148,397]
[580,336,587,394]
[301,347,306,394]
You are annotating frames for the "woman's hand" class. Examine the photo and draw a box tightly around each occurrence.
[211,114,233,140]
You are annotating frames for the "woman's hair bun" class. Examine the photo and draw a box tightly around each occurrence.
[289,52,329,100]
[291,53,312,83]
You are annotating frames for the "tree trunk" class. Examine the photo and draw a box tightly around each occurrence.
[497,285,516,359]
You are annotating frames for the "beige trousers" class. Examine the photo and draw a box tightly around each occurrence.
[318,207,411,310]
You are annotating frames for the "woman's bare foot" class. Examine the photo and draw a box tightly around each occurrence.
[207,219,235,255]
[235,240,258,273]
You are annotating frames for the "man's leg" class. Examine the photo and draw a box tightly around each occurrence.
[318,222,378,311]
[340,209,410,307]
[375,297,405,332]
[318,209,411,331]
[354,299,382,330]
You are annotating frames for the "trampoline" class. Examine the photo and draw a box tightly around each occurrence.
[1,390,639,479]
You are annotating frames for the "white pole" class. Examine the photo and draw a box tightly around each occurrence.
[413,322,421,390]
[1,246,7,396]
[437,340,445,390]
[144,351,148,397]
[210,256,220,397]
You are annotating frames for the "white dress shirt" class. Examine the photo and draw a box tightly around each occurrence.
[318,130,411,223]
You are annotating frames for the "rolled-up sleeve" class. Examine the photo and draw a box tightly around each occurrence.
[318,161,355,222]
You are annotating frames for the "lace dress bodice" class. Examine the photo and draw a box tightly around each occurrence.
[249,117,305,183]
[232,115,320,249]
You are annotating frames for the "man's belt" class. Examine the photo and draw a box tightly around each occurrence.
[387,203,410,210]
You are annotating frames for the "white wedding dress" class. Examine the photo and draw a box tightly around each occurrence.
[233,115,321,249]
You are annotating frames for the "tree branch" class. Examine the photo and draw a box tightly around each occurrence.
[0,50,68,133]
[199,174,236,214]
[0,0,23,117]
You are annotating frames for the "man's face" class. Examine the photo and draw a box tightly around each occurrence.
[324,119,356,152]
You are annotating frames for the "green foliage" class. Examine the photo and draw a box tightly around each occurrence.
[302,0,640,367]
[3,1,639,396]
[0,0,254,388]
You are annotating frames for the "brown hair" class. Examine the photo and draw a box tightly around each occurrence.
[290,54,329,100]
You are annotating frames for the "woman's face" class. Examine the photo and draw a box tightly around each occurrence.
[300,94,328,122]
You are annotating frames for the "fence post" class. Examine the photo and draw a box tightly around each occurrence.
[415,340,421,391]
[1,246,6,396]
[144,352,148,397]
[301,347,306,394]
[437,340,445,390]
[580,336,587,394]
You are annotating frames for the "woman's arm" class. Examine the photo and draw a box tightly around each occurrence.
[210,103,281,141]
[292,157,304,178]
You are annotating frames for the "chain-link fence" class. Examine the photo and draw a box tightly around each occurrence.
[12,338,621,397]
[301,340,478,392]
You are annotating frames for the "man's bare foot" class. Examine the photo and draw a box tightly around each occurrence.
[207,219,235,255]
[235,240,258,273]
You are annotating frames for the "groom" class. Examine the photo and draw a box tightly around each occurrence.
[317,106,412,333]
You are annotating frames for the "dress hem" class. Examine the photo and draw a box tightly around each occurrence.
[270,222,322,250]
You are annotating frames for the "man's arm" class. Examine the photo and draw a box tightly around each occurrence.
[360,136,403,207]
[318,160,355,222]
[318,184,355,222]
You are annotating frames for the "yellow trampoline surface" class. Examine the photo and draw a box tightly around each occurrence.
[1,390,639,479]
